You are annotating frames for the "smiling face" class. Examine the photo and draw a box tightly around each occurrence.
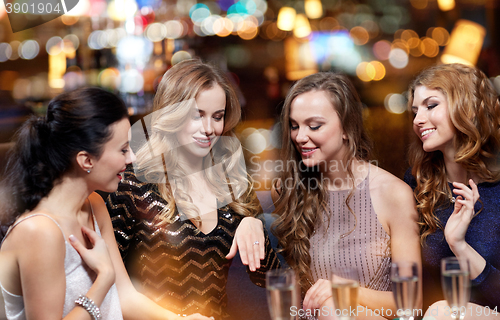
[90,118,136,192]
[289,90,348,168]
[411,85,456,154]
[175,84,226,163]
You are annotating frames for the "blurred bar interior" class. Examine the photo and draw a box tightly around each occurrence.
[0,0,499,186]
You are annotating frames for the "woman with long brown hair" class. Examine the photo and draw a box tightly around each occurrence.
[269,72,421,319]
[405,63,500,318]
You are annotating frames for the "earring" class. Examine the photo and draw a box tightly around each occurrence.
[87,169,91,174]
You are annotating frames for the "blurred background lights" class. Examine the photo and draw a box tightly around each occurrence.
[146,23,167,42]
[277,7,296,31]
[120,69,144,93]
[429,27,450,46]
[305,0,323,19]
[46,36,63,55]
[389,48,409,69]
[171,50,192,65]
[384,93,407,114]
[20,40,39,60]
[350,26,369,45]
[0,43,12,62]
[190,4,211,25]
[441,19,485,66]
[245,129,267,154]
[373,40,391,60]
[165,20,184,39]
[9,41,21,60]
[293,14,311,38]
[437,0,455,11]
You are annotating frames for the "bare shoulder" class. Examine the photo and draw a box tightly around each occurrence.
[368,163,417,226]
[1,213,65,255]
[369,164,414,201]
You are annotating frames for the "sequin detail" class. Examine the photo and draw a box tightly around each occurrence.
[106,168,279,319]
[309,173,392,291]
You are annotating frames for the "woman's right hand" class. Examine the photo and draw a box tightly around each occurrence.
[69,226,115,283]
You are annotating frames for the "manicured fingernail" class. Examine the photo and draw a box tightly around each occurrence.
[68,235,76,242]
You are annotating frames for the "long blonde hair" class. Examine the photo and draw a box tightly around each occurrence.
[273,72,372,292]
[407,63,500,243]
[134,59,260,226]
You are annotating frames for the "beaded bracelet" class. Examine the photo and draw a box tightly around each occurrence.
[75,295,101,320]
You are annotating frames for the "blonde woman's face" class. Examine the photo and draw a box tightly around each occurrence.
[175,84,226,160]
[411,85,456,154]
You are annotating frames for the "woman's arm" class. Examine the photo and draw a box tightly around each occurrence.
[11,215,114,320]
[369,172,422,319]
[90,193,211,320]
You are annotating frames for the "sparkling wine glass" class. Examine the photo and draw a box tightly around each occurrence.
[391,261,419,320]
[441,257,470,320]
[331,268,359,320]
[266,269,298,320]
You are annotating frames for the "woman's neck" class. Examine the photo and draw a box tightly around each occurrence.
[35,174,91,218]
[323,158,366,191]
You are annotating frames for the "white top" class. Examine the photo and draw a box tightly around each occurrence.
[0,213,123,320]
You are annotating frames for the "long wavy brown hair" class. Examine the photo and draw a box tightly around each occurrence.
[407,63,500,244]
[273,72,372,292]
[134,59,261,226]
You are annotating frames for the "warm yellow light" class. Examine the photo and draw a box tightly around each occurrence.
[437,0,455,11]
[350,26,369,45]
[356,62,371,82]
[277,7,296,31]
[293,14,311,38]
[305,0,323,19]
[370,61,386,81]
[441,19,485,66]
[284,37,317,80]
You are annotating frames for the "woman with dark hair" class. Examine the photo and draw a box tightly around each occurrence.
[106,59,279,319]
[270,72,421,319]
[0,87,210,320]
[405,63,500,318]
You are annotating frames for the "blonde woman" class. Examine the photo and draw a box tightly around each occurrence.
[106,60,280,320]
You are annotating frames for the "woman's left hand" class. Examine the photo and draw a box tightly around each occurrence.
[445,179,480,254]
[303,279,334,311]
[225,217,265,271]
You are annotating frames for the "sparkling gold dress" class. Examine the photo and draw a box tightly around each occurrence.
[106,168,279,319]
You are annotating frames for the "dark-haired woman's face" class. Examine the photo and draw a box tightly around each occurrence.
[411,85,455,154]
[90,118,135,192]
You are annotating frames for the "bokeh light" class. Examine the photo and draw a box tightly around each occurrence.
[389,48,409,69]
[20,40,39,60]
[373,40,391,60]
[384,93,407,114]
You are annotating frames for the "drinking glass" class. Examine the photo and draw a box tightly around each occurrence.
[266,269,298,320]
[391,261,419,320]
[441,257,470,320]
[331,268,359,320]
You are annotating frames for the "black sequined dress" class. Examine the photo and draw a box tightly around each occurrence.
[106,168,279,319]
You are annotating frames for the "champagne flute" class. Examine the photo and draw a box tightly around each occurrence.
[331,268,359,320]
[266,269,298,320]
[441,257,470,320]
[391,261,419,320]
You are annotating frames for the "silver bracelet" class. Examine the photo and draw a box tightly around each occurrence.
[75,295,101,320]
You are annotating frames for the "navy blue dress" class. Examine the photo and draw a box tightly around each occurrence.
[404,170,500,311]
